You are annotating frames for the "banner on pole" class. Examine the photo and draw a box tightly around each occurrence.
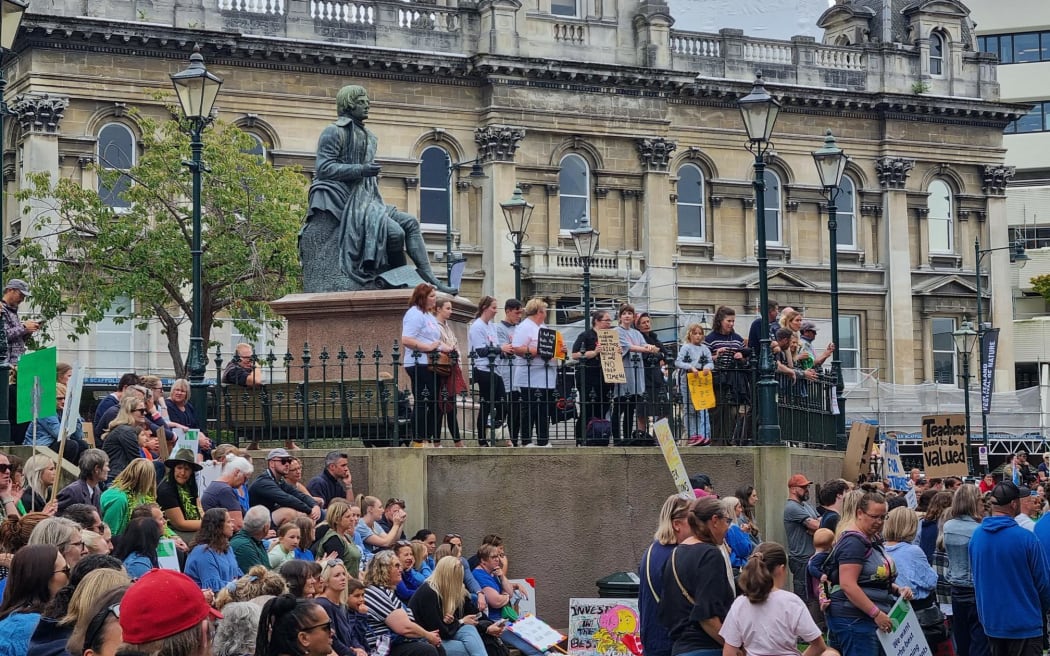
[980,327,999,416]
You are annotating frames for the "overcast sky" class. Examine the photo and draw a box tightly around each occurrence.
[666,0,833,39]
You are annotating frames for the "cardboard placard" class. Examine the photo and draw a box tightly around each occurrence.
[596,329,626,384]
[174,428,201,457]
[882,433,909,491]
[508,578,536,618]
[17,347,56,424]
[686,370,716,411]
[654,418,694,498]
[921,413,968,478]
[537,328,558,360]
[569,598,642,656]
[843,422,877,482]
[876,598,933,656]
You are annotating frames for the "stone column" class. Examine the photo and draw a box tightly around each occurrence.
[475,125,525,302]
[875,156,916,384]
[632,1,674,69]
[10,94,69,244]
[982,165,1017,392]
[635,137,676,312]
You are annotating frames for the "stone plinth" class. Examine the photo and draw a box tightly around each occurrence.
[270,290,476,383]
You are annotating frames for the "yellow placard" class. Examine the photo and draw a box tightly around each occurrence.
[554,331,566,361]
[686,370,716,411]
[654,419,694,498]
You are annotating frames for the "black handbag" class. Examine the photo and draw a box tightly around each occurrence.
[912,598,949,647]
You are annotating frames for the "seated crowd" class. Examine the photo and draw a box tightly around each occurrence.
[0,443,528,656]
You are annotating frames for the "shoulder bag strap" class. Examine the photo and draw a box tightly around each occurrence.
[644,544,660,603]
[670,547,696,605]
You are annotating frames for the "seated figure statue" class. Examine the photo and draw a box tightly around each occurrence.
[300,85,457,295]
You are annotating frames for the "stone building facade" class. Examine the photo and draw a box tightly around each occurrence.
[0,0,1025,387]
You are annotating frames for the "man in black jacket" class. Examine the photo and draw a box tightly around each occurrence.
[248,448,321,526]
[306,451,354,509]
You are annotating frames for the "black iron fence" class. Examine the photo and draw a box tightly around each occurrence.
[208,343,841,450]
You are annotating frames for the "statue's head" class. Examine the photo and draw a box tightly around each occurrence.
[336,85,369,117]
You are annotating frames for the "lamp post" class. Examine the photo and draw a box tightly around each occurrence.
[738,72,782,445]
[953,320,978,475]
[0,0,26,445]
[501,185,534,300]
[170,46,222,421]
[444,157,487,283]
[973,236,1026,455]
[570,215,599,320]
[811,129,849,448]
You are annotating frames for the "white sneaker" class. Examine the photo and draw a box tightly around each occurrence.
[539,444,552,448]
[523,443,537,448]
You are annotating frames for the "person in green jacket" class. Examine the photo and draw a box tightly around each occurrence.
[230,505,272,573]
[100,459,156,536]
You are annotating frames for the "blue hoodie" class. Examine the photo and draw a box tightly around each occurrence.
[969,514,1050,639]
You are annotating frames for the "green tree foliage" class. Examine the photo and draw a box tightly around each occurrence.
[1032,275,1050,304]
[15,114,306,377]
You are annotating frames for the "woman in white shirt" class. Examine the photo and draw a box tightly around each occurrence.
[468,296,509,447]
[401,283,449,447]
[511,298,558,447]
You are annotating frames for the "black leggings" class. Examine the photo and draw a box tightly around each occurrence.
[520,387,553,446]
[473,368,505,446]
[390,637,443,656]
[407,366,439,443]
[612,394,641,441]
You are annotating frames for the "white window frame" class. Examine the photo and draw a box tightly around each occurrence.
[559,153,590,235]
[927,179,953,254]
[930,32,945,77]
[97,123,136,212]
[762,169,783,245]
[419,146,452,231]
[931,317,957,386]
[837,314,861,384]
[230,319,271,360]
[676,163,706,243]
[836,175,858,250]
[95,296,134,377]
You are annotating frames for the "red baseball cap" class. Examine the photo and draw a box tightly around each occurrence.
[787,474,813,487]
[120,570,222,644]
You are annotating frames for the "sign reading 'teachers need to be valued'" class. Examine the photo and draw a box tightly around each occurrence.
[921,414,968,478]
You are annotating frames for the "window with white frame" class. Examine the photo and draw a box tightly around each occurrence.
[930,32,945,76]
[230,319,271,360]
[419,146,452,229]
[244,133,266,162]
[95,296,134,376]
[550,0,577,17]
[97,123,135,209]
[928,179,953,253]
[559,154,590,232]
[676,164,705,241]
[762,169,782,245]
[836,175,858,250]
[932,317,957,385]
[838,314,861,384]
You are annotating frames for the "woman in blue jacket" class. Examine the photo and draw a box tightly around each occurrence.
[114,517,161,580]
[185,508,243,594]
[0,545,68,656]
[721,496,754,569]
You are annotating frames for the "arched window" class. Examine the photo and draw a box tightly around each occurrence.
[930,32,944,76]
[928,179,953,253]
[676,164,705,240]
[244,134,266,162]
[97,123,135,209]
[762,170,782,245]
[837,175,857,250]
[559,154,590,232]
[419,146,452,228]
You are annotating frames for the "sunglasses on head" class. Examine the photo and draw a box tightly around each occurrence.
[443,533,461,542]
[324,558,344,568]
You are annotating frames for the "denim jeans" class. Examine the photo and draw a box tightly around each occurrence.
[501,627,544,656]
[441,623,487,656]
[951,587,991,656]
[826,613,881,656]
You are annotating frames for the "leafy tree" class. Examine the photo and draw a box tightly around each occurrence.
[15,113,306,377]
[1032,275,1050,306]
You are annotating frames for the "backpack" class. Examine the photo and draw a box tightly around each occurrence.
[820,530,872,585]
[583,418,612,446]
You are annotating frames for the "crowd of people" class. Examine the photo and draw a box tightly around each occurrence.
[638,462,1050,656]
[401,285,834,448]
[0,444,538,656]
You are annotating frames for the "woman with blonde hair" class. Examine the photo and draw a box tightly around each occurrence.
[638,495,692,656]
[99,458,156,536]
[675,322,714,446]
[511,298,560,447]
[315,501,362,575]
[315,558,367,656]
[409,556,489,656]
[20,454,58,514]
[833,489,864,541]
[101,394,159,483]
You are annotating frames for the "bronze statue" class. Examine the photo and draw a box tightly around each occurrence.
[300,85,457,295]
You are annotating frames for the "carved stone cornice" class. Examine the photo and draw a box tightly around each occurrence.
[517,183,532,193]
[10,94,70,134]
[981,164,1015,196]
[915,207,930,217]
[403,177,419,190]
[623,189,643,199]
[474,125,524,163]
[875,156,915,190]
[786,200,800,212]
[860,203,883,217]
[709,196,723,208]
[545,183,559,196]
[595,186,609,198]
[455,180,471,191]
[77,155,95,169]
[743,197,755,209]
[635,137,677,172]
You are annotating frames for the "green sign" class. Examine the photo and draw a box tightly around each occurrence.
[17,347,56,424]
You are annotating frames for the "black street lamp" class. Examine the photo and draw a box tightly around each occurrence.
[570,215,599,321]
[0,0,27,445]
[953,320,978,475]
[444,157,487,283]
[973,236,1026,456]
[501,185,533,300]
[170,46,222,421]
[738,72,781,445]
[812,129,849,448]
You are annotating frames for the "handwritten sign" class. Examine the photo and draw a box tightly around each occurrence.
[654,418,694,498]
[569,598,642,656]
[921,414,968,478]
[686,370,716,411]
[876,598,933,656]
[505,616,565,652]
[537,328,558,361]
[597,328,626,384]
[882,433,909,491]
[843,422,876,482]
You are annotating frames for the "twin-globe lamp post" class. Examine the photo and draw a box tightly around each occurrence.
[738,72,781,445]
[170,47,222,419]
[0,0,26,444]
[811,129,849,449]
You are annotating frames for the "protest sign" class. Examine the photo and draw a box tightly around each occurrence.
[569,598,642,656]
[508,578,536,618]
[843,422,876,482]
[882,433,909,491]
[876,597,933,656]
[505,616,565,652]
[686,370,715,411]
[654,419,694,498]
[17,347,56,424]
[921,414,968,478]
[537,328,559,360]
[174,428,201,456]
[597,329,626,384]
[157,539,181,571]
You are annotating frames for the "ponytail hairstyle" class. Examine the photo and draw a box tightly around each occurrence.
[475,296,497,319]
[737,542,787,603]
[256,594,322,656]
[685,497,725,544]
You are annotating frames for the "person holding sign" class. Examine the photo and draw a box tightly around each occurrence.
[25,383,88,466]
[571,310,615,446]
[675,323,714,447]
[511,299,558,448]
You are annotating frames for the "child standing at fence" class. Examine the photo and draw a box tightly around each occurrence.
[675,323,714,446]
